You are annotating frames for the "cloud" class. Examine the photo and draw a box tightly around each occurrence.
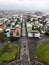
[0,0,49,11]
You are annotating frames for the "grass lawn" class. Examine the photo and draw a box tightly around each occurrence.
[0,44,18,62]
[0,46,3,51]
[35,43,49,65]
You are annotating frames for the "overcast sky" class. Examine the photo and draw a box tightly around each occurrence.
[0,0,49,11]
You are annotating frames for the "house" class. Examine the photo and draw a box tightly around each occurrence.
[0,26,5,32]
[11,22,15,26]
[31,17,33,21]
[6,24,13,30]
[11,24,21,37]
[15,27,21,37]
[5,25,11,37]
[34,21,40,28]
[5,31,11,37]
[26,23,32,31]
[0,28,3,32]
[45,20,49,30]
[0,18,4,25]
[11,29,15,37]
[28,30,40,38]
[0,26,4,29]
[11,28,21,37]
[46,20,49,26]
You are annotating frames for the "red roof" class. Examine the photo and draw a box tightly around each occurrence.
[0,26,4,29]
[11,28,21,34]
[11,29,15,33]
[15,28,20,33]
[0,21,3,22]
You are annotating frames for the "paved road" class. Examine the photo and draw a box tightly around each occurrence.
[20,17,30,65]
[20,37,31,65]
[22,54,30,65]
[22,19,26,36]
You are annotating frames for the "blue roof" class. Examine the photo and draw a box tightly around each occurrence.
[7,26,12,29]
[5,32,10,35]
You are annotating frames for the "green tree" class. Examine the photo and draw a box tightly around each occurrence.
[10,32,13,42]
[26,15,31,22]
[16,32,19,36]
[0,31,6,42]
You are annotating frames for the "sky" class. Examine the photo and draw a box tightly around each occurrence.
[0,0,49,11]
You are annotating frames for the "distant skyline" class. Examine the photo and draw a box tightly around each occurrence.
[0,0,49,12]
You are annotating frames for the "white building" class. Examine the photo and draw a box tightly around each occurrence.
[28,30,40,38]
[26,23,32,31]
[46,21,49,26]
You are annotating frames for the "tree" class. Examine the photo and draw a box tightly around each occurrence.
[17,18,20,22]
[10,32,13,42]
[0,31,6,42]
[16,32,19,36]
[36,27,41,33]
[26,15,31,22]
